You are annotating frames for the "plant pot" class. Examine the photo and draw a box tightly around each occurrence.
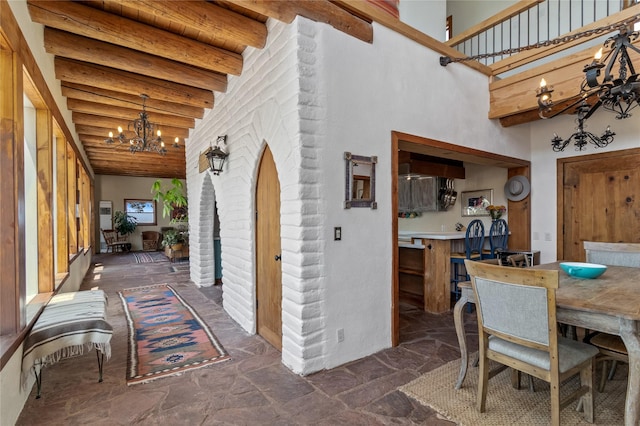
[170,243,183,251]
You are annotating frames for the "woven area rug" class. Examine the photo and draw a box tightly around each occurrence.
[400,356,626,425]
[132,251,167,263]
[118,284,230,385]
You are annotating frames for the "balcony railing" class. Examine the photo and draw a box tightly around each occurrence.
[447,0,638,70]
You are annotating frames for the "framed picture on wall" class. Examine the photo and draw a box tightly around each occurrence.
[461,189,493,217]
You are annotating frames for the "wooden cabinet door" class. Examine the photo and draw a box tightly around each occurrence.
[559,148,640,261]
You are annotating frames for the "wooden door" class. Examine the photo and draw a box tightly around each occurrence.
[559,148,640,261]
[255,146,282,350]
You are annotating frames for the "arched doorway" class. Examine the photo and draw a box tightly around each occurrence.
[255,145,282,350]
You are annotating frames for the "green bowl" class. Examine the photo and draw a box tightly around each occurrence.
[560,262,607,279]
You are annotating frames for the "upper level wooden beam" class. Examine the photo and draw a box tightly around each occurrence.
[488,35,640,120]
[44,28,227,93]
[28,0,243,75]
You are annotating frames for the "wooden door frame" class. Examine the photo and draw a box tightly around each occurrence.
[391,131,531,346]
[556,147,640,260]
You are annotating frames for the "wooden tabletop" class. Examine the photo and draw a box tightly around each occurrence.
[534,262,640,321]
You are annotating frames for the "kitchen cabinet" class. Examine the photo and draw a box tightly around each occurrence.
[398,176,442,213]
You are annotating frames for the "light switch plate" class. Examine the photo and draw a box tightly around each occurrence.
[334,227,341,241]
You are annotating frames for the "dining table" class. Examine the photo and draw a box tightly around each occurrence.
[452,261,640,426]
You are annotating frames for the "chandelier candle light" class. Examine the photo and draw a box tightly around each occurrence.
[536,27,640,151]
[104,94,181,155]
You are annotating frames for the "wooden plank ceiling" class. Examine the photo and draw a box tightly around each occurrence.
[27,0,615,179]
[26,0,375,179]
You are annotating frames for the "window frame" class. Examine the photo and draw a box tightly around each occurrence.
[124,199,157,226]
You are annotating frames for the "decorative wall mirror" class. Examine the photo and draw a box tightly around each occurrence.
[344,152,377,209]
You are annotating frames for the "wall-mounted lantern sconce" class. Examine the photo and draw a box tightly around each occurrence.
[206,135,228,175]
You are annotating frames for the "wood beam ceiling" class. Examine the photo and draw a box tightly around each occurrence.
[24,0,381,178]
[23,0,621,176]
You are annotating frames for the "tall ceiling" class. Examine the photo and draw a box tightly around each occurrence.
[26,1,624,179]
[26,0,377,179]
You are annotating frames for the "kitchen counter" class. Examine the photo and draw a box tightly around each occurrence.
[399,231,465,241]
[398,231,466,314]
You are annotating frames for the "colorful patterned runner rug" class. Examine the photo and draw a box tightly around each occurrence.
[118,284,230,385]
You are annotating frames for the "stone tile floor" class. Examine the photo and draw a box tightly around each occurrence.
[17,253,478,425]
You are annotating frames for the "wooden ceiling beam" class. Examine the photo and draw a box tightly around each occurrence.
[294,0,372,43]
[232,0,373,43]
[113,0,268,49]
[45,28,227,92]
[87,158,185,179]
[27,0,243,75]
[80,133,186,149]
[55,58,214,108]
[229,0,298,23]
[72,112,191,139]
[67,99,196,129]
[84,149,185,164]
[75,124,191,139]
[62,83,204,119]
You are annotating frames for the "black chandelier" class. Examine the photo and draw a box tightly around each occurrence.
[550,102,616,152]
[104,94,181,155]
[536,28,640,150]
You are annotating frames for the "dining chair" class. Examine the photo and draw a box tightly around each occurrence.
[450,219,484,300]
[582,241,640,391]
[483,218,509,259]
[465,260,598,425]
[505,253,530,268]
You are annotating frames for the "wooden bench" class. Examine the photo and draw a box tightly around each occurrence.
[21,290,113,398]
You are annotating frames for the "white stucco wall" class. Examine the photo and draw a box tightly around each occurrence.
[529,111,640,264]
[187,15,532,375]
[399,0,447,41]
[317,21,530,369]
[186,18,313,375]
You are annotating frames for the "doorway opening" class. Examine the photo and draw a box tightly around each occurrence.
[391,131,531,346]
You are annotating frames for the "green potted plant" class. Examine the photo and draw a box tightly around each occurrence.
[161,229,183,250]
[113,211,137,238]
[151,178,188,221]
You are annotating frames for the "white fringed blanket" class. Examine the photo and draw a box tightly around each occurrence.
[21,290,113,385]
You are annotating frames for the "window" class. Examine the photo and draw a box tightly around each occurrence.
[125,199,157,226]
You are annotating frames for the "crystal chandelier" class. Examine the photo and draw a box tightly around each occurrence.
[104,94,181,155]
